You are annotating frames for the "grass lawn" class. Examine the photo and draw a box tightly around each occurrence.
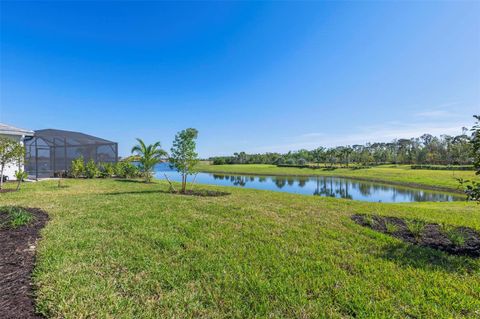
[1,179,479,318]
[196,163,478,193]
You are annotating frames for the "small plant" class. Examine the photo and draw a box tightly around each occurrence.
[70,156,85,178]
[406,220,425,239]
[385,221,399,234]
[84,159,99,179]
[443,227,466,246]
[57,178,68,188]
[363,215,376,227]
[14,170,28,191]
[0,206,34,229]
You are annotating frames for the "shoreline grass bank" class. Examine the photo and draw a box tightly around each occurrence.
[196,163,477,194]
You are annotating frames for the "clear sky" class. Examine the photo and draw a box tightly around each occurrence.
[1,1,479,157]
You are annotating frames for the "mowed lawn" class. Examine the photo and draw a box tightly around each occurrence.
[196,163,477,192]
[1,179,479,318]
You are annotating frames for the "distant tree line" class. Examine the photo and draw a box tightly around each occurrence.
[210,131,474,167]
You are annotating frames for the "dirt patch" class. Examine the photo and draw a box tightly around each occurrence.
[352,214,480,257]
[0,188,17,194]
[0,207,48,318]
[169,189,231,197]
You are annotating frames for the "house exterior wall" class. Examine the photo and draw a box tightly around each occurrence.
[1,134,24,181]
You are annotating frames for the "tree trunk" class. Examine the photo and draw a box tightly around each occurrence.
[181,174,187,193]
[0,164,4,190]
[16,180,21,191]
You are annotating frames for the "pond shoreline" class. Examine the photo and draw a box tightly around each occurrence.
[196,168,465,195]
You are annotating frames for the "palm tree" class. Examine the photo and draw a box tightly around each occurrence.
[131,138,167,183]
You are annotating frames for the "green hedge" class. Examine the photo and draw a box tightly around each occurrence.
[410,165,474,171]
[276,164,372,169]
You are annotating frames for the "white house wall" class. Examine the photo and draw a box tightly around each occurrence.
[1,134,24,181]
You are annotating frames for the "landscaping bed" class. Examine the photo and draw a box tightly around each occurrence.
[170,189,230,197]
[0,207,48,318]
[352,214,480,257]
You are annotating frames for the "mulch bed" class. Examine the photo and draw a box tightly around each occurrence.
[351,214,480,257]
[0,208,48,319]
[169,189,231,197]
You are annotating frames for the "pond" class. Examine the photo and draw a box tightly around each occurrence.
[154,163,464,203]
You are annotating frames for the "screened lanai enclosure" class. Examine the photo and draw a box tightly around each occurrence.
[25,129,118,179]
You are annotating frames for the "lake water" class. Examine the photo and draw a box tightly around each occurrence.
[154,163,463,203]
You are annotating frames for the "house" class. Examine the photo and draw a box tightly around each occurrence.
[25,128,118,179]
[0,123,34,180]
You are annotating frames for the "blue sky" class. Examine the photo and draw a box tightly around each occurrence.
[1,1,479,157]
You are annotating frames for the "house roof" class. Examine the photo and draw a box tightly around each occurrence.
[33,129,116,146]
[0,123,34,136]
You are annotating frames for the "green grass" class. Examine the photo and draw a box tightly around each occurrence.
[0,206,34,228]
[196,163,477,193]
[1,179,479,318]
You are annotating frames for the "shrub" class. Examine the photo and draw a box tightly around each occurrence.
[297,158,307,166]
[285,158,296,165]
[99,162,116,178]
[116,161,140,179]
[213,157,226,165]
[70,156,85,178]
[411,165,474,171]
[84,159,99,179]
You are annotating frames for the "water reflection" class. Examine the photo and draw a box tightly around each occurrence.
[156,164,463,203]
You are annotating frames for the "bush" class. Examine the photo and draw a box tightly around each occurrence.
[84,159,99,178]
[98,162,116,178]
[411,165,474,171]
[70,156,85,178]
[116,161,140,179]
[462,180,480,202]
[213,157,226,165]
[277,164,310,168]
[285,158,296,165]
[297,158,307,166]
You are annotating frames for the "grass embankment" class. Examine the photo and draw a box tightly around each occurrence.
[0,179,479,318]
[196,163,477,193]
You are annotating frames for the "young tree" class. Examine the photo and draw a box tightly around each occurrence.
[131,138,167,183]
[462,115,480,202]
[169,128,199,193]
[0,137,25,190]
[15,170,28,191]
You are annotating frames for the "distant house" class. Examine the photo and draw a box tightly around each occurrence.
[0,123,34,180]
